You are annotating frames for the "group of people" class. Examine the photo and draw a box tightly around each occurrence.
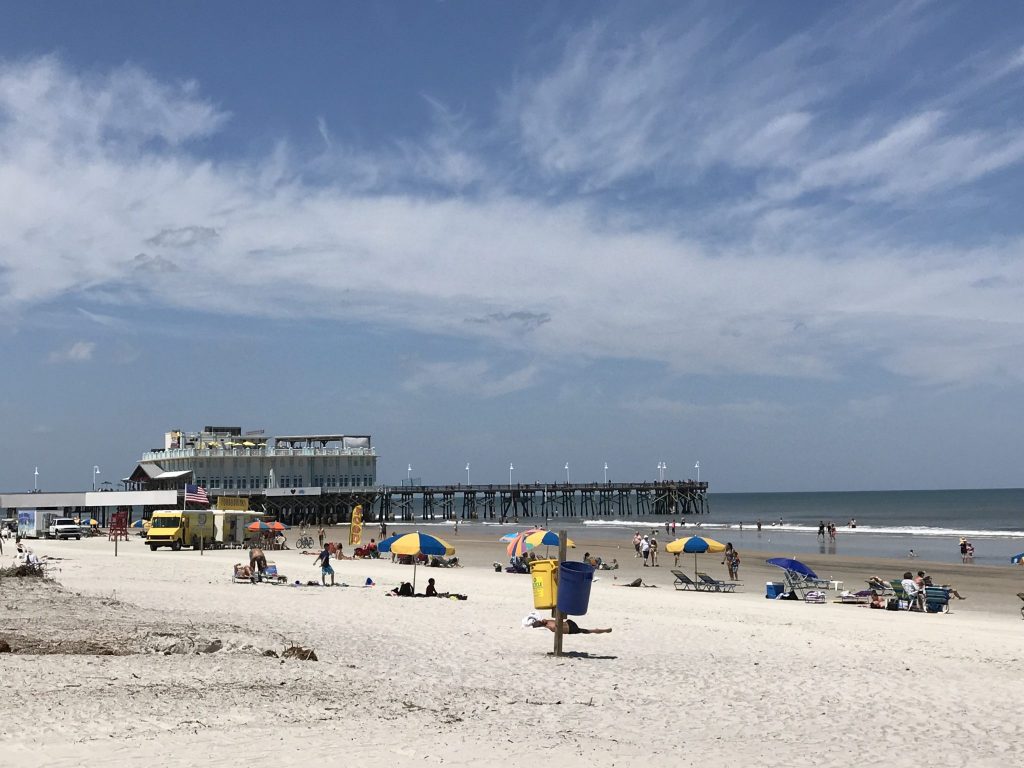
[817,520,838,541]
[865,570,966,610]
[632,531,660,567]
[959,538,975,563]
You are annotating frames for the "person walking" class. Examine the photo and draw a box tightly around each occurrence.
[315,545,335,586]
[317,526,325,548]
[640,535,651,567]
[633,531,642,558]
[649,535,659,567]
[817,521,826,540]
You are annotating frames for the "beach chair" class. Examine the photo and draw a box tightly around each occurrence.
[889,580,923,611]
[696,571,739,593]
[671,570,705,591]
[263,563,287,583]
[232,563,253,583]
[924,586,951,613]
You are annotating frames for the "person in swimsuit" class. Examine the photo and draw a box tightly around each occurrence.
[526,617,612,634]
[249,547,268,581]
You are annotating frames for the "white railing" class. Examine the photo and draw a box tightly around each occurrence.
[142,447,376,461]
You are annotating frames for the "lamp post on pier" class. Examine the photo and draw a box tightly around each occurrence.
[657,462,666,482]
[603,462,608,484]
[564,462,570,484]
[695,461,700,483]
[465,463,470,485]
[34,466,39,492]
[92,465,100,491]
[509,463,514,485]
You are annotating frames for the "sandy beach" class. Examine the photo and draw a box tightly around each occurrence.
[3,527,1023,767]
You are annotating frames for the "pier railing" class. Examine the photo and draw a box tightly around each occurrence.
[257,480,708,526]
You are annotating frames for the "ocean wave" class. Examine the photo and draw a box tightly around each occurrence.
[582,519,1024,538]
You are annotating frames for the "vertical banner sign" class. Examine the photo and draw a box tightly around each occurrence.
[349,504,363,546]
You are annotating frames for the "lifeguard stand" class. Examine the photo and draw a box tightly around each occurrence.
[108,509,129,541]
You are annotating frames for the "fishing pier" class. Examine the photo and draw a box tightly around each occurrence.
[262,480,708,526]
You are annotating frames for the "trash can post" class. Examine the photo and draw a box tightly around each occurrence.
[554,529,568,657]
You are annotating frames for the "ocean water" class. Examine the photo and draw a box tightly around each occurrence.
[410,488,1024,567]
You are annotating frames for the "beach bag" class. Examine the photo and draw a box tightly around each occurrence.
[886,598,899,611]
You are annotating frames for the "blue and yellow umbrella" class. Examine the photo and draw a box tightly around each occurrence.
[506,529,575,557]
[665,535,726,575]
[378,532,455,590]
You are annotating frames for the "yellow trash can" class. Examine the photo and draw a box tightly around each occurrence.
[530,559,558,609]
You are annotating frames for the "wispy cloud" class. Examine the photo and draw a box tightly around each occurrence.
[403,359,539,398]
[3,9,1024,397]
[48,340,95,363]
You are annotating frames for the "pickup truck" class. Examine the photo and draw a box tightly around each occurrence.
[48,517,82,540]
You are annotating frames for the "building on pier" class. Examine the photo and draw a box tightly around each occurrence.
[128,426,376,493]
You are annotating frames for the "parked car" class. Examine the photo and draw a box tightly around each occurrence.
[48,517,82,540]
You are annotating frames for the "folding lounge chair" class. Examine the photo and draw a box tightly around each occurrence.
[889,580,923,610]
[696,571,739,593]
[671,570,705,591]
[783,571,819,598]
[924,586,951,613]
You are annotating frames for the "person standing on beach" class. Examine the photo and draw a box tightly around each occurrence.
[756,519,762,532]
[960,538,968,563]
[640,535,651,566]
[315,545,335,586]
[649,535,659,567]
[965,542,975,563]
[817,521,826,540]
[671,520,677,534]
[665,521,670,535]
[633,532,642,558]
[317,526,325,548]
[453,518,459,535]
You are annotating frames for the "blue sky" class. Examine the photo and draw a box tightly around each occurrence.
[2,1,1023,493]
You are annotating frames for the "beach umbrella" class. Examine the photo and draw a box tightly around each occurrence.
[665,535,726,575]
[1011,552,1024,565]
[266,521,289,531]
[247,521,273,532]
[131,519,145,528]
[499,528,542,543]
[507,529,575,557]
[377,531,455,591]
[88,519,99,526]
[765,557,819,579]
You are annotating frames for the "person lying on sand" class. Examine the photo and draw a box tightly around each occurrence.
[614,577,657,588]
[523,615,612,634]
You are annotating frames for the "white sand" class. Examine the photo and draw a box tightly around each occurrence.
[3,534,1023,767]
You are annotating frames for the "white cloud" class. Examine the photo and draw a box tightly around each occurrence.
[403,360,539,398]
[48,341,95,363]
[2,42,1024,394]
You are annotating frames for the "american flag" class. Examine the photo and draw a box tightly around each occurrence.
[184,484,209,506]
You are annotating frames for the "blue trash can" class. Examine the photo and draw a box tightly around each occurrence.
[557,561,595,616]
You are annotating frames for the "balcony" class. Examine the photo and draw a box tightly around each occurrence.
[142,447,377,462]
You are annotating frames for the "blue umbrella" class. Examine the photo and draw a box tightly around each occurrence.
[131,519,145,528]
[766,557,819,579]
[1011,552,1023,564]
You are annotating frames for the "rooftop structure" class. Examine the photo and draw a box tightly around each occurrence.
[130,426,377,494]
